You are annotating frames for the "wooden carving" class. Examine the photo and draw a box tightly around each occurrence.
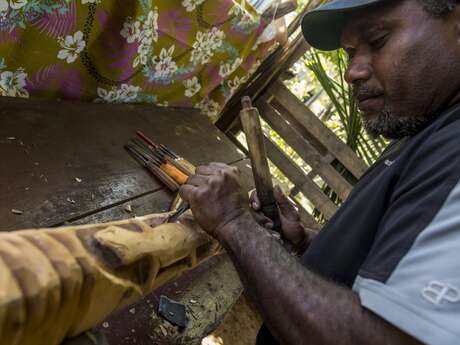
[0,213,219,345]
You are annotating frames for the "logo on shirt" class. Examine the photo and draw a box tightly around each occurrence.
[384,159,395,167]
[421,281,460,305]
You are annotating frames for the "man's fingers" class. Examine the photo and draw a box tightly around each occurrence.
[195,165,218,176]
[179,184,197,202]
[209,162,230,169]
[186,174,208,187]
[249,189,261,210]
[250,209,274,229]
[196,163,238,178]
[274,185,298,220]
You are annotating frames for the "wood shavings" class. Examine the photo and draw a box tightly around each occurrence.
[7,136,16,140]
[189,299,197,304]
[66,198,76,204]
[11,209,23,215]
[75,177,82,183]
[159,325,168,337]
[124,204,133,213]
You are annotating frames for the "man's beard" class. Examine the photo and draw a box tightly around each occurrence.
[362,104,433,140]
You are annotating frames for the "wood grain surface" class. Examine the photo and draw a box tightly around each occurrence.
[0,96,245,231]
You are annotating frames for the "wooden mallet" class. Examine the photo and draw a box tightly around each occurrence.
[240,96,282,232]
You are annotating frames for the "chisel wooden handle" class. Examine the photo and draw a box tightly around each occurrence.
[147,163,180,192]
[239,96,281,231]
[160,162,189,185]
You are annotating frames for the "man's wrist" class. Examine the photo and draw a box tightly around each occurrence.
[214,209,254,244]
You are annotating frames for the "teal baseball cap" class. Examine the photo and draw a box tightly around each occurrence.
[301,0,384,51]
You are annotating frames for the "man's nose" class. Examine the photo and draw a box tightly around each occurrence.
[344,56,372,85]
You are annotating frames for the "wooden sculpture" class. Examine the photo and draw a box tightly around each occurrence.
[0,212,219,345]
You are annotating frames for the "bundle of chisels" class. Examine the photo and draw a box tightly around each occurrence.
[125,131,195,192]
[125,132,196,222]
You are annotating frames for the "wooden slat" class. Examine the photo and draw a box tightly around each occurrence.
[267,80,368,178]
[269,97,329,156]
[264,136,337,220]
[216,32,311,132]
[257,99,352,201]
[216,0,324,133]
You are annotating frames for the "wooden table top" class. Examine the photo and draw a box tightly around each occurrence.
[0,96,248,230]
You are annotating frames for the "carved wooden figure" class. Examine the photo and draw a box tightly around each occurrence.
[0,213,218,345]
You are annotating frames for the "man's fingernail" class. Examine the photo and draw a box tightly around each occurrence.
[266,222,274,229]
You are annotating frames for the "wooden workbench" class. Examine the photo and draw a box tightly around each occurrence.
[0,96,254,345]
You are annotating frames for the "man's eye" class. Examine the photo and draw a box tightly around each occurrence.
[345,49,355,61]
[369,35,387,49]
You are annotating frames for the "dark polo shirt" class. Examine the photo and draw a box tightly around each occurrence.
[257,103,460,345]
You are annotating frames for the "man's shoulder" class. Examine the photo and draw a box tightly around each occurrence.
[398,106,460,172]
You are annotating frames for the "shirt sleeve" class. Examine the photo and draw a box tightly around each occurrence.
[353,127,460,345]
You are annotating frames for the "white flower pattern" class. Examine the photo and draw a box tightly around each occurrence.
[0,68,29,98]
[151,45,178,80]
[96,84,141,103]
[0,0,27,13]
[181,0,205,12]
[195,96,220,119]
[184,77,201,98]
[121,8,159,68]
[120,19,141,44]
[190,28,225,65]
[227,75,244,95]
[219,57,243,79]
[57,31,86,64]
[156,100,169,107]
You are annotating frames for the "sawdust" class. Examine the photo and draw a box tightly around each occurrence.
[202,293,262,345]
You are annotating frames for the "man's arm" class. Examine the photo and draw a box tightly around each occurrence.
[180,163,421,345]
[221,212,421,345]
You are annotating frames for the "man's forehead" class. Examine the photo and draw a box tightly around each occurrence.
[340,1,409,44]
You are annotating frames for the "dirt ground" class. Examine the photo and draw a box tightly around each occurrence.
[202,293,262,345]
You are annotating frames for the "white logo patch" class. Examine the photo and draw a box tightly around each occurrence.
[384,159,395,167]
[421,281,460,305]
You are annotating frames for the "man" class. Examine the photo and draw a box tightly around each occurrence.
[180,0,460,344]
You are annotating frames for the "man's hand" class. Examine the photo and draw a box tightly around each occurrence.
[179,163,251,240]
[250,185,310,253]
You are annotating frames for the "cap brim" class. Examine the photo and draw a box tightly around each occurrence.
[301,0,384,51]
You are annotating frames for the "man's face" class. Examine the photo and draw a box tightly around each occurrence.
[341,0,460,139]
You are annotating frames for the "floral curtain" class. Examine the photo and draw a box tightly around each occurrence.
[0,0,278,121]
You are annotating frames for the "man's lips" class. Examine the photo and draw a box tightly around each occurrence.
[357,94,384,112]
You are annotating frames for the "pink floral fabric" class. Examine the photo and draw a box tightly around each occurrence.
[0,0,278,120]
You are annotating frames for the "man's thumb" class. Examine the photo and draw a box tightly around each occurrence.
[274,185,297,219]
